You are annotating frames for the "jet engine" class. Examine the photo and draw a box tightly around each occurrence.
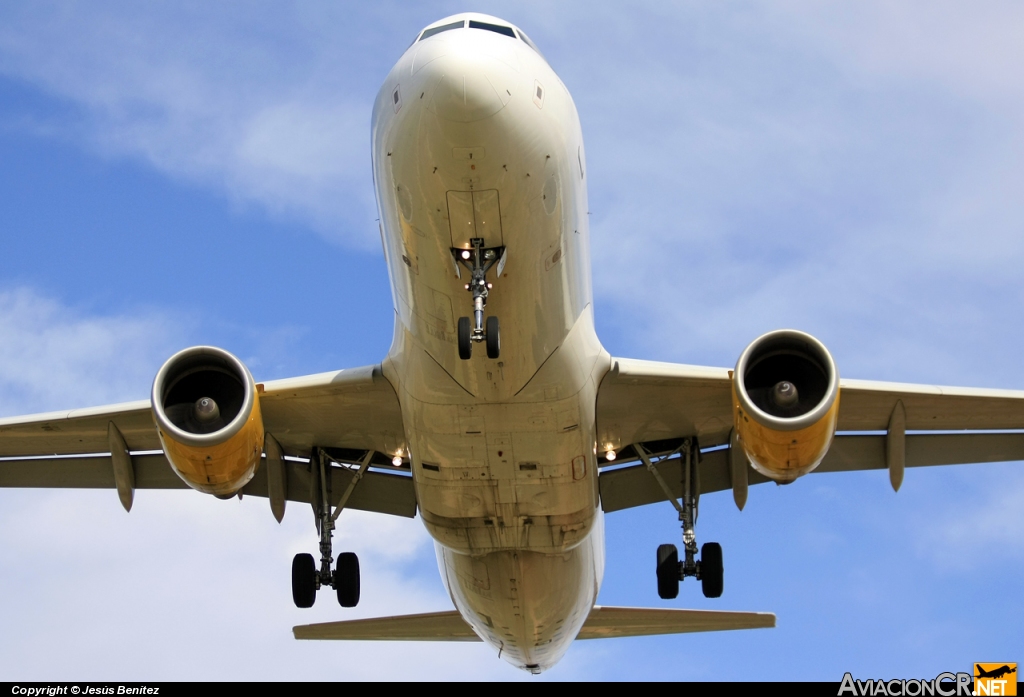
[732,330,840,483]
[151,346,265,496]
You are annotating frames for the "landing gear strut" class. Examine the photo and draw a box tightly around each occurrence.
[452,238,503,360]
[291,447,368,608]
[639,439,724,599]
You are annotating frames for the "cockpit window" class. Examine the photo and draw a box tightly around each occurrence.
[419,20,464,41]
[468,20,516,38]
[516,29,545,57]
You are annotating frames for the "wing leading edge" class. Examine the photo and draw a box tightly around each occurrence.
[0,364,416,518]
[596,357,1024,513]
[0,363,404,458]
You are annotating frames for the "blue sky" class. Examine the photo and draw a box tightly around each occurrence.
[0,1,1021,681]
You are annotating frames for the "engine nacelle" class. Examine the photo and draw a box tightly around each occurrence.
[151,346,264,496]
[732,329,840,483]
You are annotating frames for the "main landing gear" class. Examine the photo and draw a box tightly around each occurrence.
[637,439,724,599]
[292,447,369,609]
[452,237,503,360]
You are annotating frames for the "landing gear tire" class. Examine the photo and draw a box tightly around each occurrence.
[334,552,360,608]
[458,317,472,360]
[292,552,317,608]
[656,544,680,599]
[700,542,723,598]
[486,316,500,359]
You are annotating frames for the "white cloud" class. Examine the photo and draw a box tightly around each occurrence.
[0,3,380,247]
[553,3,1024,385]
[0,288,180,414]
[783,2,1024,111]
[0,489,527,681]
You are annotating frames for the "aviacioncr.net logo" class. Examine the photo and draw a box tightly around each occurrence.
[839,672,973,696]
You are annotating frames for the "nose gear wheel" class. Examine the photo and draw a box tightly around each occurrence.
[485,316,500,359]
[452,238,504,360]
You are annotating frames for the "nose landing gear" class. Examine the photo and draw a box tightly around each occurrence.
[639,439,724,599]
[452,238,504,360]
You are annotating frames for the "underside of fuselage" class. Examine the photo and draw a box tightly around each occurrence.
[371,13,608,671]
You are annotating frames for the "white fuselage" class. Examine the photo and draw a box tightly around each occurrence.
[371,17,610,671]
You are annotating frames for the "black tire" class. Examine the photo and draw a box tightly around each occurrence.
[458,317,472,360]
[486,316,500,359]
[335,552,360,608]
[700,542,723,598]
[291,553,317,608]
[656,544,679,599]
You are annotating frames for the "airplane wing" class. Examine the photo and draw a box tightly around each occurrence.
[0,364,416,518]
[293,606,775,641]
[596,357,1024,513]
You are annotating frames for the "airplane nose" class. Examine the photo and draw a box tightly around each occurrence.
[417,36,518,123]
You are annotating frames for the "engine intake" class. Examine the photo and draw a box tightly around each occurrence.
[151,346,264,496]
[732,329,840,482]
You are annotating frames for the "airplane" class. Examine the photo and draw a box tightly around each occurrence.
[2,12,1024,674]
[975,665,1016,680]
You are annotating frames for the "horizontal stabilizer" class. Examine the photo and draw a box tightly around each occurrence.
[577,605,775,638]
[294,610,481,641]
[293,606,774,642]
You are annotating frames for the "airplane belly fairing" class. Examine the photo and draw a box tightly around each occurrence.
[391,308,609,555]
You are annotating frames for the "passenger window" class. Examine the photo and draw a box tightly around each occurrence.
[468,20,516,38]
[419,20,464,41]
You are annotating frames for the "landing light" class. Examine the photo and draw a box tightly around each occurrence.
[605,450,617,461]
[461,250,471,260]
[392,456,403,467]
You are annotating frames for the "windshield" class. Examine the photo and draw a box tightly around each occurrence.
[419,20,464,41]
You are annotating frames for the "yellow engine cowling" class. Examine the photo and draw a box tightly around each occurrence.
[151,346,265,496]
[732,329,840,483]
